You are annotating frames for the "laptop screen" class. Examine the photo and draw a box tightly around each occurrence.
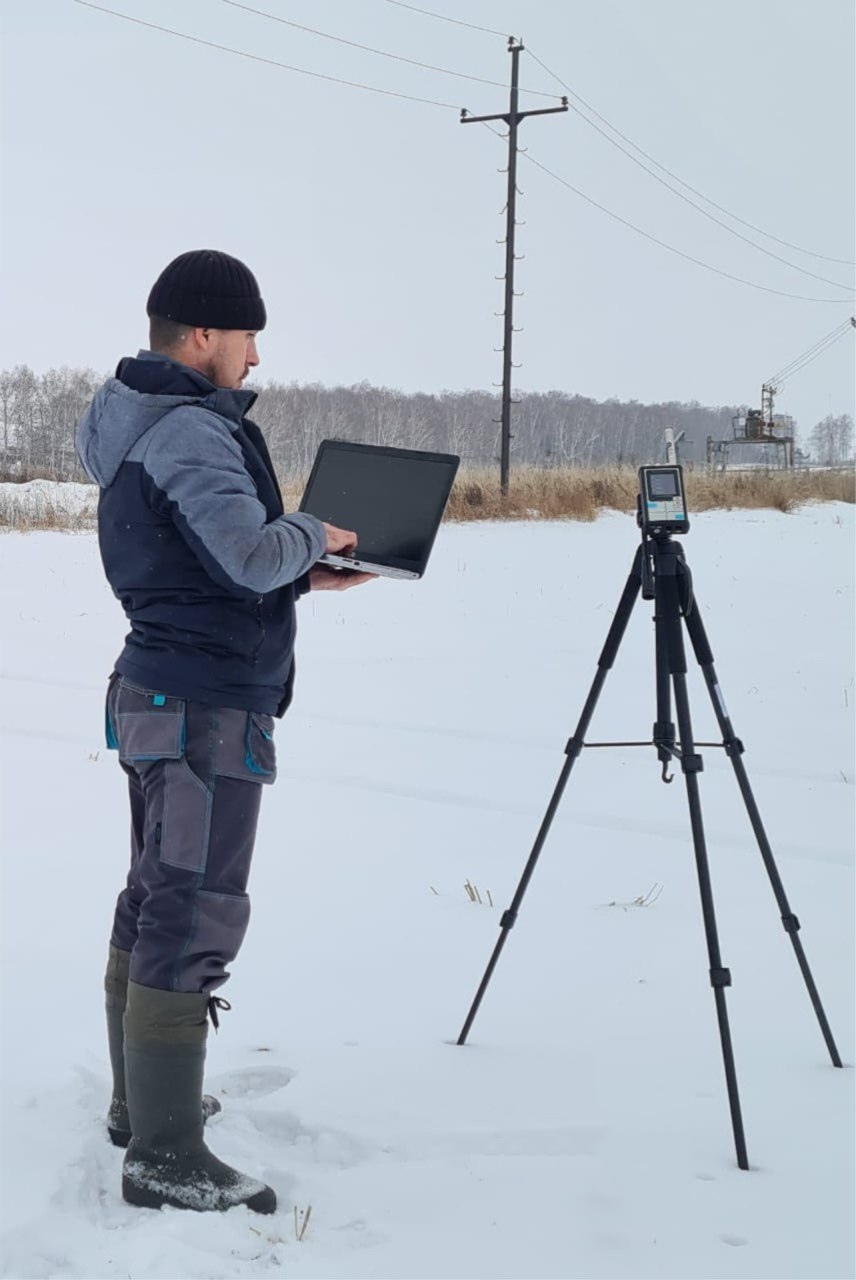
[299,440,460,574]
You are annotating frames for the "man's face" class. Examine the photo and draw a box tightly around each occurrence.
[201,329,260,390]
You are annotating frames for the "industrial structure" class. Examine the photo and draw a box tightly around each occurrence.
[706,318,855,471]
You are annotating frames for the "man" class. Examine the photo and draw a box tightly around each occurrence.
[76,249,373,1215]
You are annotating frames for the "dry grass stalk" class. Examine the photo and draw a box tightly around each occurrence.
[601,882,664,912]
[294,1204,312,1242]
[464,879,493,905]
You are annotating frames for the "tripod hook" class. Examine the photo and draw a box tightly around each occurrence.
[661,759,674,784]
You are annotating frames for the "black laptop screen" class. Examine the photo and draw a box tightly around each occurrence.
[299,441,459,572]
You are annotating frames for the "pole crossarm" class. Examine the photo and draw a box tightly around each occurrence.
[460,101,568,124]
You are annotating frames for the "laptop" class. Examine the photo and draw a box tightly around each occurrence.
[299,440,460,580]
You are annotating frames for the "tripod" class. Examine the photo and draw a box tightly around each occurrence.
[457,527,842,1170]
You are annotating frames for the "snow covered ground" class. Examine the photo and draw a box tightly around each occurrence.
[0,506,853,1280]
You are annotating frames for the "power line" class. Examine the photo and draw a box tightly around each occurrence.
[516,145,854,305]
[768,319,855,386]
[523,49,852,293]
[769,319,852,382]
[382,2,854,267]
[221,0,560,100]
[383,0,513,40]
[525,46,856,270]
[73,0,461,109]
[73,0,855,310]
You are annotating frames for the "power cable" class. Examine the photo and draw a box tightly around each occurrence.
[513,141,854,305]
[73,0,461,109]
[769,319,853,382]
[773,339,849,387]
[75,0,855,309]
[767,320,855,386]
[221,0,559,99]
[383,0,513,40]
[383,3,854,267]
[522,49,851,292]
[525,46,856,269]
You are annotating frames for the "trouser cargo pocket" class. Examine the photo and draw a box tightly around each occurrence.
[211,708,277,783]
[180,890,252,992]
[108,680,186,762]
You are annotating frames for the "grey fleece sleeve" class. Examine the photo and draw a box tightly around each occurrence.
[141,408,327,594]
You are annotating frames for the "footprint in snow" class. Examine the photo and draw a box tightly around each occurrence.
[211,1065,295,1100]
[246,1110,377,1168]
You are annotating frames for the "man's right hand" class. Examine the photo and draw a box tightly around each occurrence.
[322,522,358,555]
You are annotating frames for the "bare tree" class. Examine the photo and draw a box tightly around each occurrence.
[808,414,854,466]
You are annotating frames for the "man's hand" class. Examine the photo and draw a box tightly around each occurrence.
[322,522,358,555]
[309,567,377,592]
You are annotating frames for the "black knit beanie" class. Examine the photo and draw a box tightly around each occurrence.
[146,249,267,330]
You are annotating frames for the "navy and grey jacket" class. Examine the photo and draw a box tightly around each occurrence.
[76,350,327,717]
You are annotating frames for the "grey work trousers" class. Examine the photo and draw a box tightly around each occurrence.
[105,673,277,993]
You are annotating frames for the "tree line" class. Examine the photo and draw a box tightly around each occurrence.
[0,363,851,483]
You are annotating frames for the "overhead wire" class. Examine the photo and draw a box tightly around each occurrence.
[767,319,855,386]
[521,48,852,292]
[382,1,854,268]
[75,0,855,308]
[220,0,559,100]
[495,135,853,304]
[525,45,856,270]
[383,0,514,40]
[73,0,462,109]
[769,319,853,381]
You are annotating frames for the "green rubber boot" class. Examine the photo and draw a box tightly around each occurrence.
[105,944,220,1148]
[121,981,276,1214]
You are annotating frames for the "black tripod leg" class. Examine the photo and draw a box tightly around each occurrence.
[456,546,645,1046]
[679,570,843,1069]
[656,551,749,1170]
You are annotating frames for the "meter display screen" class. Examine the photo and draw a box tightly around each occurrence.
[648,471,679,498]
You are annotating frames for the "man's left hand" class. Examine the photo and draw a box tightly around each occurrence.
[308,567,378,592]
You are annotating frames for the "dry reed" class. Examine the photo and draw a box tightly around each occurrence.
[440,465,854,522]
[2,466,852,532]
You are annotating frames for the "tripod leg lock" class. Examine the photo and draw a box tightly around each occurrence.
[781,913,801,935]
[680,752,704,774]
[564,736,584,760]
[724,738,745,758]
[709,967,732,988]
[500,909,518,930]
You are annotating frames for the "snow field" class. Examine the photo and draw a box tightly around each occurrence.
[0,506,853,1279]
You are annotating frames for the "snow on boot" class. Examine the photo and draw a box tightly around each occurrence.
[121,981,275,1215]
[104,944,221,1148]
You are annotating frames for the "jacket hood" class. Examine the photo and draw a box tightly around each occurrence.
[76,350,257,488]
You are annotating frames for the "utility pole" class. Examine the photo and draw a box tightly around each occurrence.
[461,39,567,496]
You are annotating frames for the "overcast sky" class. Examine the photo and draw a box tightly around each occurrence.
[1,0,853,435]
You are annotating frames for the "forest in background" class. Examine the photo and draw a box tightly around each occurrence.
[0,364,851,484]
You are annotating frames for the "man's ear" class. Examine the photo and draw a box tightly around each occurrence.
[192,327,216,352]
